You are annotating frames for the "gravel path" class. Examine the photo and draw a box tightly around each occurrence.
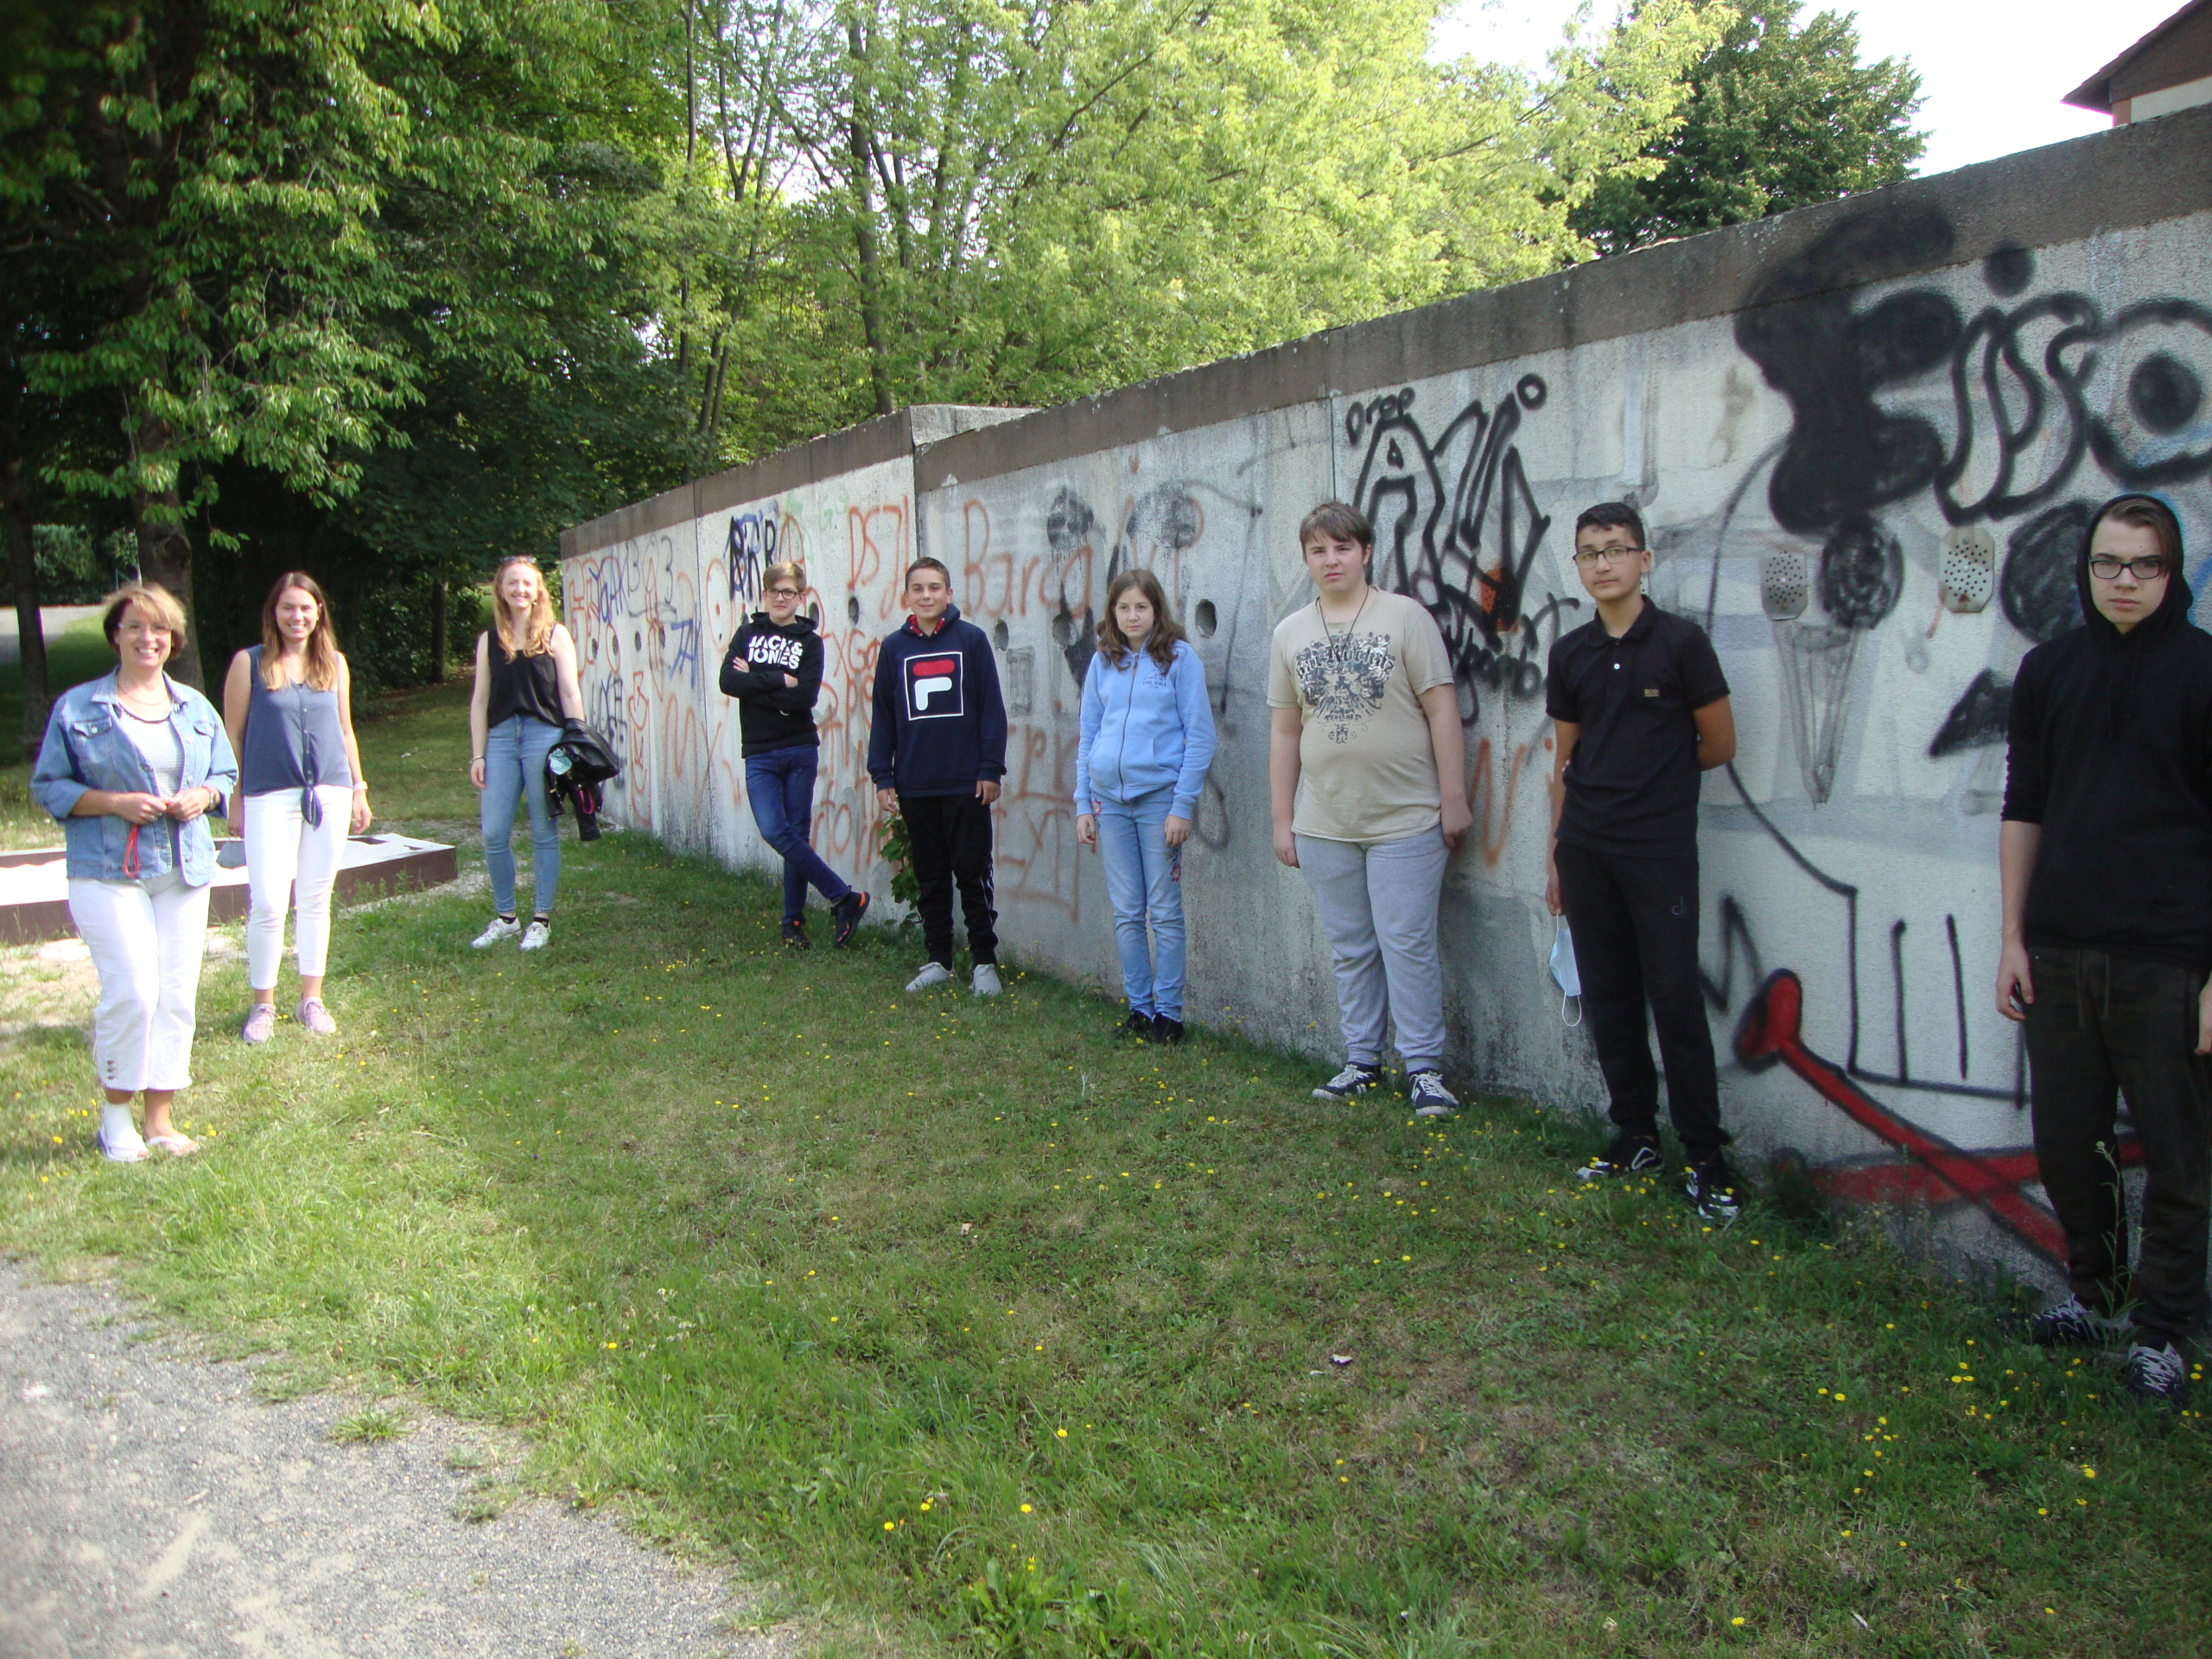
[0,1261,802,1659]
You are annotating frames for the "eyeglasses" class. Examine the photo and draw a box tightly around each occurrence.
[766,587,802,599]
[2087,556,2167,582]
[1572,546,1644,566]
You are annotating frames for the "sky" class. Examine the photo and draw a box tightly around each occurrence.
[1433,0,2189,177]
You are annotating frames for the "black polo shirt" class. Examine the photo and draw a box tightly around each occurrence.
[1544,601,1728,859]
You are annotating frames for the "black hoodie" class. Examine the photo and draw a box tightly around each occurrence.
[2002,518,2212,969]
[718,613,824,756]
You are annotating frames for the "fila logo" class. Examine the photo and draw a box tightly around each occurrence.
[906,652,963,719]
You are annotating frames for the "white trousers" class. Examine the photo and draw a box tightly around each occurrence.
[245,786,353,988]
[67,870,211,1094]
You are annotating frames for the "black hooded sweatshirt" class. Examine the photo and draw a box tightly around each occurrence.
[718,613,825,756]
[2002,527,2212,969]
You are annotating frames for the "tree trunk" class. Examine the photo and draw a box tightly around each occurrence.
[847,18,894,417]
[430,575,448,681]
[3,456,50,752]
[130,417,203,689]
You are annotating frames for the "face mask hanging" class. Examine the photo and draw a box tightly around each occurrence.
[1550,919,1583,1027]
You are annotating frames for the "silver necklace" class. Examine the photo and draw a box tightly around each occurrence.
[1314,587,1372,662]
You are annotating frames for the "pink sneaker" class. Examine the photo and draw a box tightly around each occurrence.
[241,1003,276,1045]
[296,997,337,1036]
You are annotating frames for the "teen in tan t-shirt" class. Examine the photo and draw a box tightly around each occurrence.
[1268,503,1470,1117]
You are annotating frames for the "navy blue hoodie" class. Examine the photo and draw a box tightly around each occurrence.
[868,604,1007,797]
[2003,516,2212,969]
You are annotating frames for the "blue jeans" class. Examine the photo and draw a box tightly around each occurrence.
[745,745,850,921]
[482,714,562,918]
[1096,785,1185,1019]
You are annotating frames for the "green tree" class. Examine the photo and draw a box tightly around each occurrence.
[1569,0,1924,257]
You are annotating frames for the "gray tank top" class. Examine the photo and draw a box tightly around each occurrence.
[239,646,353,799]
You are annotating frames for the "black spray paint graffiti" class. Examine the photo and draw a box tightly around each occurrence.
[1046,486,1098,690]
[727,508,776,605]
[1342,377,1573,715]
[1736,206,2212,791]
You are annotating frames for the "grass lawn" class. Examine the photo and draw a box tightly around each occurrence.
[2,686,2208,1657]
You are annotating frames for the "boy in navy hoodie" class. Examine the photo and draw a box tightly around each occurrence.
[868,557,1008,996]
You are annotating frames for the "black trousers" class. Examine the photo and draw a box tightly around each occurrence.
[2024,947,2212,1350]
[900,791,998,969]
[1554,840,1729,1158]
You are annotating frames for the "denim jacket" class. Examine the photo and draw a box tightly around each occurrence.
[31,671,240,885]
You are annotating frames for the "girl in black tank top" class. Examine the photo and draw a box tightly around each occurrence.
[468,557,582,950]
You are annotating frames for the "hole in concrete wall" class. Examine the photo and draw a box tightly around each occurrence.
[1195,600,1217,638]
[992,619,1010,649]
[846,594,861,625]
[1050,611,1075,647]
[808,601,821,626]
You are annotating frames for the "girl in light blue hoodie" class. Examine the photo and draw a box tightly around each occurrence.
[1074,568,1217,1042]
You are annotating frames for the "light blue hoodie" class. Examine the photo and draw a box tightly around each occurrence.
[1074,637,1217,819]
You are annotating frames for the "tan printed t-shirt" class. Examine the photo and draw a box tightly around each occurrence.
[1268,589,1454,842]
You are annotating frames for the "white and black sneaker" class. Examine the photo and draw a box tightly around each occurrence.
[2022,1295,2130,1349]
[1687,1155,1743,1223]
[1408,1071,1458,1117]
[1313,1064,1384,1101]
[2123,1339,2189,1409]
[1579,1132,1662,1184]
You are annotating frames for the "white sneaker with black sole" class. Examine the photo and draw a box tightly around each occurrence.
[1313,1064,1383,1101]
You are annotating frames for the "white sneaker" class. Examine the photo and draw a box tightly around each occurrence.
[471,917,520,950]
[519,920,551,951]
[906,962,953,993]
[972,963,1003,998]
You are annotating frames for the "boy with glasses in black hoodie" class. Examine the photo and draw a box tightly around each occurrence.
[1999,493,2212,1410]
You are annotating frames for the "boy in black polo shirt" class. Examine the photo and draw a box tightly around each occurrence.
[1544,503,1743,1218]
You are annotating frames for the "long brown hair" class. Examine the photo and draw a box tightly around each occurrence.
[492,556,557,658]
[1095,567,1186,671]
[258,571,342,690]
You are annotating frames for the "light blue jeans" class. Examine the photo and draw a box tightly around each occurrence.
[1096,785,1185,1019]
[482,714,562,918]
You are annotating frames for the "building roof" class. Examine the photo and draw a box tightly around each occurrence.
[2066,0,2212,111]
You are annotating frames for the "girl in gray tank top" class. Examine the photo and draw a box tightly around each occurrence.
[222,574,373,1044]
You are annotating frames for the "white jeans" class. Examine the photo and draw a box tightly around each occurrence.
[67,869,211,1094]
[245,786,353,988]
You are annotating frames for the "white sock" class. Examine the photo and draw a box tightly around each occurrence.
[102,1104,140,1144]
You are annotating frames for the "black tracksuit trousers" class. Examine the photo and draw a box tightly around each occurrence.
[900,791,998,969]
[2024,947,2212,1351]
[1554,840,1730,1158]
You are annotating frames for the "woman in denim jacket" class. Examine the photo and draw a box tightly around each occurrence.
[31,584,239,1161]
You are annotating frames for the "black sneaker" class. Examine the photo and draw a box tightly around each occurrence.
[1313,1064,1384,1101]
[1153,1016,1185,1046]
[781,918,810,950]
[2123,1339,2189,1409]
[1579,1132,1662,1183]
[1686,1155,1743,1222]
[1117,1010,1156,1040]
[2022,1295,2129,1348]
[830,889,870,946]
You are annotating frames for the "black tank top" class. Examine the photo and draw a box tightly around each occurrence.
[486,639,563,727]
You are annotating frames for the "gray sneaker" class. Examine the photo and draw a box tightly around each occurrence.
[241,1003,276,1045]
[296,996,337,1036]
[972,963,1003,998]
[906,962,954,993]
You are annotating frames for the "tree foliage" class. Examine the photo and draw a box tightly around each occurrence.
[4,0,1894,694]
[1569,0,1925,257]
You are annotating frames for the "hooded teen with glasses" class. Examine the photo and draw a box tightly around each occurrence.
[1999,493,2211,1410]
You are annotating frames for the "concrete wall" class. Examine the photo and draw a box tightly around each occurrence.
[563,107,2212,1287]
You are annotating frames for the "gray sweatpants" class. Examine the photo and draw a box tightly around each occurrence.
[1296,826,1449,1072]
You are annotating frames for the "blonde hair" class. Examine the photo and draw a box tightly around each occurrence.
[492,556,557,658]
[762,560,806,594]
[1095,567,1185,672]
[100,582,187,659]
[259,571,342,691]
